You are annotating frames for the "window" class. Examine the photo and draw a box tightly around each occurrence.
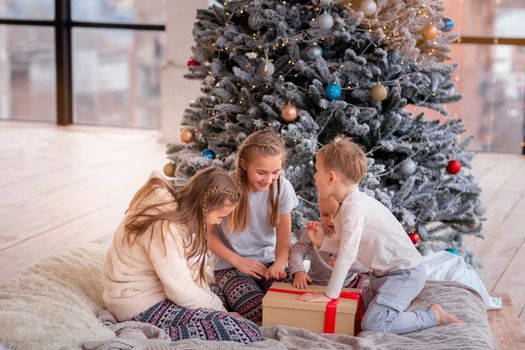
[0,0,165,128]
[443,0,525,154]
[0,25,56,121]
[73,28,164,128]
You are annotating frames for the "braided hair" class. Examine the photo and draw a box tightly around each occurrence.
[124,166,240,283]
[229,130,285,232]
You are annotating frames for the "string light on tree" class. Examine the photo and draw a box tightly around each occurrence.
[163,162,176,177]
[180,127,196,144]
[371,83,388,102]
[325,82,342,101]
[360,0,377,17]
[281,103,298,122]
[446,159,462,174]
[422,23,438,40]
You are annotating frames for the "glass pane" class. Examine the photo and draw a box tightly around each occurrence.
[0,0,54,20]
[443,0,525,38]
[72,28,164,128]
[72,0,165,24]
[0,25,56,122]
[409,43,524,154]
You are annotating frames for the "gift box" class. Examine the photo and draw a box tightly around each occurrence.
[262,282,363,335]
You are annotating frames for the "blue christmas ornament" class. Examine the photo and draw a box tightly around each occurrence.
[306,45,323,60]
[442,17,454,32]
[325,82,342,101]
[445,248,458,255]
[201,149,216,160]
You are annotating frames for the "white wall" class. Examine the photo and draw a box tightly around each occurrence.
[159,0,210,143]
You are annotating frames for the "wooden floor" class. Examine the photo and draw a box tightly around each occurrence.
[0,121,524,348]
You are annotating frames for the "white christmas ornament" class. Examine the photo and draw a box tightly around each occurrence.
[399,159,417,176]
[360,0,377,17]
[474,202,487,216]
[317,12,334,30]
[261,60,275,76]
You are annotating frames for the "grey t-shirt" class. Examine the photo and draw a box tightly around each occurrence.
[213,177,298,271]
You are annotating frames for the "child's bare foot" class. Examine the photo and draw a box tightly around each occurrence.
[430,303,464,325]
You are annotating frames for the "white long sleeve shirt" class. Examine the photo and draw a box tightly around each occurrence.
[322,189,422,299]
[102,173,224,321]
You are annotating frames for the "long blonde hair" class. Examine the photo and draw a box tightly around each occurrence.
[229,130,285,232]
[123,166,240,282]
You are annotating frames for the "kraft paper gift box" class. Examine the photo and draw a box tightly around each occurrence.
[262,282,363,335]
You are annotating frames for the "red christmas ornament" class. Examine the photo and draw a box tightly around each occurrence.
[187,57,198,67]
[446,159,462,174]
[409,232,421,245]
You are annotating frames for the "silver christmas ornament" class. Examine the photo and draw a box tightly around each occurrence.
[248,13,264,31]
[317,12,334,30]
[360,0,377,17]
[261,60,275,76]
[399,159,417,176]
[306,45,323,60]
[245,52,258,59]
[468,216,481,230]
[474,202,487,216]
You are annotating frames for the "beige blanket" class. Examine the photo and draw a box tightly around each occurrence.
[83,281,496,350]
[0,245,496,350]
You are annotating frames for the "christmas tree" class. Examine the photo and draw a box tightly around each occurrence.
[165,0,486,266]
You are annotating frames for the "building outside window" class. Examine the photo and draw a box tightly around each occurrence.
[0,0,165,128]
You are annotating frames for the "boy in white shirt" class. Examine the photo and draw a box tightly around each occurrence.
[299,136,463,334]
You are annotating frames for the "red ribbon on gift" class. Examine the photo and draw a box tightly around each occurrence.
[267,287,364,334]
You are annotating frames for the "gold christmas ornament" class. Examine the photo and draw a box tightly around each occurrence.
[180,127,196,144]
[281,103,298,122]
[163,162,176,177]
[422,23,438,40]
[371,83,388,102]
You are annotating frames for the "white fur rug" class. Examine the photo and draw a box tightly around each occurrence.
[0,244,497,350]
[0,244,114,350]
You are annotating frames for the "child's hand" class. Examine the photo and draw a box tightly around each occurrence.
[266,261,287,280]
[327,257,337,266]
[293,271,312,289]
[306,221,324,249]
[297,292,332,303]
[234,257,268,279]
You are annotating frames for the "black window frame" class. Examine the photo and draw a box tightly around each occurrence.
[0,0,165,126]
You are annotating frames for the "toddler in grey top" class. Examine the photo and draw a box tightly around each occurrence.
[289,196,367,289]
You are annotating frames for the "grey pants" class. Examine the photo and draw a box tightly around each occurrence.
[361,264,436,334]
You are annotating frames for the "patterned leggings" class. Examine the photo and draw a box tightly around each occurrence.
[130,299,262,343]
[214,266,283,324]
